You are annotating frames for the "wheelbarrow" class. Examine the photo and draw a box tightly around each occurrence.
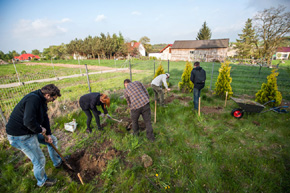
[231,97,288,119]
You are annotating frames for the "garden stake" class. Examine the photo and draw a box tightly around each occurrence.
[154,100,157,123]
[225,91,228,107]
[198,97,201,116]
[77,173,84,185]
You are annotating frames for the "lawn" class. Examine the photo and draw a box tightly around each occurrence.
[0,60,290,192]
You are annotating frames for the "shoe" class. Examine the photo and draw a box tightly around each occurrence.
[86,128,92,133]
[98,127,103,131]
[41,178,57,187]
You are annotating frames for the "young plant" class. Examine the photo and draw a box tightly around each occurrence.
[178,61,194,93]
[214,61,233,97]
[255,69,282,107]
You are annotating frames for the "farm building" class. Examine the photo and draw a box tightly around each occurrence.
[171,39,229,61]
[275,47,290,60]
[127,42,146,57]
[149,44,172,60]
[14,54,40,61]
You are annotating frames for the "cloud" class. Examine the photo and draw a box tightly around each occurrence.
[131,11,141,15]
[13,18,69,39]
[95,14,106,22]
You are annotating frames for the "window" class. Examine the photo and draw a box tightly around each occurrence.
[190,51,195,54]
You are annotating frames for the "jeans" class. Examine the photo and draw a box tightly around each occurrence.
[7,134,62,187]
[130,103,155,140]
[193,88,201,110]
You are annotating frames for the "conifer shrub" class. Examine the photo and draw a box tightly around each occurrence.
[154,64,166,78]
[255,69,282,107]
[178,61,194,93]
[153,64,169,88]
[214,61,233,97]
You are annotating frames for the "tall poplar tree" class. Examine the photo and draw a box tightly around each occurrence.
[196,21,212,40]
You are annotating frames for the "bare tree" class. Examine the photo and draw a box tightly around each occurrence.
[254,6,290,66]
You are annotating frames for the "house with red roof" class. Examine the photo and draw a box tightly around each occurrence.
[275,47,290,60]
[14,53,40,61]
[127,42,146,57]
[149,44,172,60]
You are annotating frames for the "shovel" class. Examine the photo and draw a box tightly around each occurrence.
[43,134,74,171]
[107,114,122,123]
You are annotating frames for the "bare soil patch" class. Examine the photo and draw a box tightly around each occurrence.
[64,139,128,184]
[201,106,223,114]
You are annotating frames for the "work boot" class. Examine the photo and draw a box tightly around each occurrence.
[55,155,70,168]
[40,178,57,187]
[86,128,92,133]
[98,127,103,131]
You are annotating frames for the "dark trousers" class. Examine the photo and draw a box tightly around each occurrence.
[83,109,101,129]
[152,84,164,106]
[193,88,201,110]
[130,103,155,140]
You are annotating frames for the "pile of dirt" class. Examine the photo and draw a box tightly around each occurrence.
[64,139,127,184]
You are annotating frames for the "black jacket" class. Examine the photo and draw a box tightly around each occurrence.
[6,89,51,136]
[190,66,206,89]
[79,93,108,115]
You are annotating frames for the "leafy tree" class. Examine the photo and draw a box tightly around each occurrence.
[255,69,282,107]
[178,61,194,93]
[21,50,27,54]
[31,49,40,56]
[196,21,212,40]
[139,36,152,55]
[214,61,233,97]
[235,18,259,60]
[254,6,290,66]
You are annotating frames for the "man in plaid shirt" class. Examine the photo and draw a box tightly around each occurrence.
[124,79,155,142]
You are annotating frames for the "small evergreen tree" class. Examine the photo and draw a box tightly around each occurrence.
[214,61,233,97]
[154,64,166,78]
[154,64,169,88]
[255,69,282,107]
[196,21,212,40]
[178,62,194,93]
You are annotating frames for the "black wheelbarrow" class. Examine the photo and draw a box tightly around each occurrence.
[231,97,288,119]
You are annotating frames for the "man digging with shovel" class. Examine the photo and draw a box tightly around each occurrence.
[6,84,63,187]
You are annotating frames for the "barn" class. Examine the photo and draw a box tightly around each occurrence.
[171,39,229,62]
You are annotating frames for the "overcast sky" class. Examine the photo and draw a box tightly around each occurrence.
[0,0,289,53]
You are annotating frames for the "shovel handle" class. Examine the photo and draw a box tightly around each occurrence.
[43,133,73,170]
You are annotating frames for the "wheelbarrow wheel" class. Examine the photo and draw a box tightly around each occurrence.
[231,108,244,119]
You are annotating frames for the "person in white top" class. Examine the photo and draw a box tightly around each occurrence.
[151,73,171,107]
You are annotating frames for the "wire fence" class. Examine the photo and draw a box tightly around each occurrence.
[1,58,290,131]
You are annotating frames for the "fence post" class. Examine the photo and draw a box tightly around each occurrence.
[154,60,155,76]
[168,59,169,73]
[85,64,91,93]
[13,60,22,85]
[0,106,7,126]
[78,57,82,75]
[129,60,132,81]
[210,62,215,91]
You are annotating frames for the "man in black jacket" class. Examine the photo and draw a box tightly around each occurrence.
[6,84,62,187]
[190,62,206,111]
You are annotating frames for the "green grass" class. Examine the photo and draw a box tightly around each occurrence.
[1,88,289,192]
[0,59,290,192]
